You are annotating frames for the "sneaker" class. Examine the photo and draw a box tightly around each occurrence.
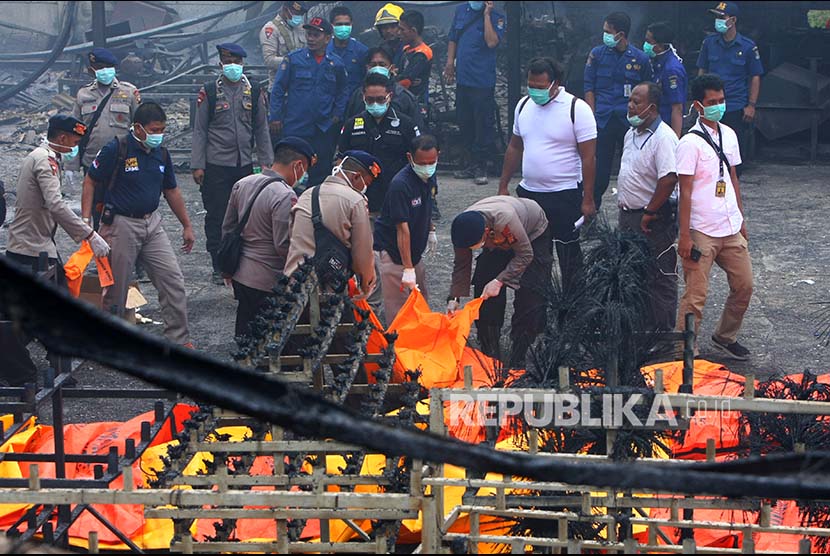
[711,336,750,361]
[453,167,476,180]
[211,271,225,286]
[474,171,489,185]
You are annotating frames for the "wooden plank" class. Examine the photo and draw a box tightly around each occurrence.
[147,508,417,520]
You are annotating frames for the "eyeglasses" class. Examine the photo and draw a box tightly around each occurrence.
[364,95,390,104]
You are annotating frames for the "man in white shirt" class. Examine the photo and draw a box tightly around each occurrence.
[676,73,752,360]
[498,57,597,288]
[618,82,679,331]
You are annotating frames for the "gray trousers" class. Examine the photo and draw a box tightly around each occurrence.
[100,212,190,344]
[377,250,428,326]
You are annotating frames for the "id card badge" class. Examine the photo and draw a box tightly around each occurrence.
[624,83,632,98]
[715,180,727,197]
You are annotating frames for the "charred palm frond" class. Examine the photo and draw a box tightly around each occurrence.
[810,302,830,346]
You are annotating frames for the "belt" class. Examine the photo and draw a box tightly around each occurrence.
[619,206,646,212]
[116,210,154,220]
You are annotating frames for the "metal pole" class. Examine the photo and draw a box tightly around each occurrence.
[506,1,522,134]
[91,1,107,48]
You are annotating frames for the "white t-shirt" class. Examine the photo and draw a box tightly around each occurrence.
[676,120,743,238]
[513,87,597,193]
[617,119,678,210]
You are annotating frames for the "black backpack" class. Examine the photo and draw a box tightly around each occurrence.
[204,79,261,150]
[311,184,352,293]
[215,176,283,276]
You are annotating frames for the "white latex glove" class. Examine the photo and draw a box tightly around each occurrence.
[447,298,460,316]
[353,274,377,301]
[425,231,438,255]
[481,278,503,300]
[401,267,419,291]
[88,232,111,258]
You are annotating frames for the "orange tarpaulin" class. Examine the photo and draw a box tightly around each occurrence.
[64,241,114,297]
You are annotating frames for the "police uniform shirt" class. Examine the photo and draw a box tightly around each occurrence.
[448,3,506,89]
[269,48,349,137]
[260,13,307,88]
[373,165,434,266]
[88,134,177,217]
[191,75,273,171]
[72,77,140,169]
[327,37,369,98]
[584,44,652,128]
[651,50,687,125]
[696,32,763,113]
[337,108,419,213]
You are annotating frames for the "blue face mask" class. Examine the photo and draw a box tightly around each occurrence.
[333,25,352,40]
[603,31,620,48]
[626,104,653,127]
[715,18,731,34]
[288,14,303,27]
[368,66,390,78]
[48,141,78,161]
[365,100,389,118]
[701,101,726,122]
[95,67,116,85]
[528,83,555,106]
[468,1,484,10]
[643,42,656,58]
[411,161,437,180]
[144,133,164,148]
[222,63,244,82]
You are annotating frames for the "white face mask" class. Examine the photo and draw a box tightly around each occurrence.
[333,162,368,194]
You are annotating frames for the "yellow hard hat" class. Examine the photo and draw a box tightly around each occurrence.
[375,3,404,26]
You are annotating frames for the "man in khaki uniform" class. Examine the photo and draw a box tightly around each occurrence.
[285,150,381,297]
[71,48,141,172]
[449,196,552,368]
[191,43,273,284]
[260,0,308,89]
[6,115,110,282]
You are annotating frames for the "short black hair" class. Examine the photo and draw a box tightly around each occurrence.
[638,81,662,106]
[691,73,724,102]
[647,21,674,45]
[605,11,631,37]
[527,57,563,83]
[363,71,393,92]
[274,146,308,165]
[400,10,424,35]
[329,5,352,22]
[134,101,165,126]
[410,134,438,154]
[367,45,394,64]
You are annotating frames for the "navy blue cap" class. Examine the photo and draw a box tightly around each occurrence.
[304,17,333,35]
[285,0,308,14]
[710,1,739,17]
[342,150,382,179]
[48,114,87,137]
[216,43,247,58]
[88,47,118,67]
[451,211,486,248]
[274,136,316,164]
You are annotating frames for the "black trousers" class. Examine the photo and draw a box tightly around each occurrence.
[202,163,253,268]
[5,251,66,287]
[595,115,629,209]
[473,227,553,368]
[516,185,584,290]
[721,109,749,176]
[456,85,497,171]
[306,126,340,188]
[232,280,273,338]
[618,206,678,331]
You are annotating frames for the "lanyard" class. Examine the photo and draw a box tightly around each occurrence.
[698,123,724,180]
[633,128,655,150]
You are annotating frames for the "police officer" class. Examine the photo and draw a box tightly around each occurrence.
[645,22,687,137]
[449,196,551,369]
[345,46,422,128]
[444,1,506,186]
[696,1,763,171]
[285,151,382,297]
[327,5,369,99]
[6,115,109,283]
[222,137,315,337]
[373,135,438,323]
[584,11,652,209]
[260,0,308,90]
[337,72,420,216]
[270,17,349,188]
[81,102,195,347]
[192,43,272,285]
[374,3,405,67]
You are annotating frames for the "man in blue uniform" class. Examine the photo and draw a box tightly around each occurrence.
[696,1,763,172]
[645,22,687,137]
[327,5,368,99]
[444,0,506,186]
[270,17,349,187]
[584,11,652,209]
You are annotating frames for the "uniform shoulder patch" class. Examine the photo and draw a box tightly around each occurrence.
[668,75,678,89]
[264,25,274,39]
[48,158,59,176]
[496,17,505,30]
[133,89,141,103]
[752,45,760,60]
[197,89,206,105]
[502,224,517,245]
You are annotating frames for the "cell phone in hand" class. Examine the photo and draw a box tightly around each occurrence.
[690,246,702,262]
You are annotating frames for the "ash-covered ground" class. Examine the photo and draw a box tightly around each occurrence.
[1,143,829,423]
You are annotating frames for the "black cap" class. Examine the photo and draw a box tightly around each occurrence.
[451,211,486,248]
[710,1,739,17]
[285,1,308,14]
[48,114,87,137]
[274,136,316,164]
[304,16,333,35]
[88,47,119,67]
[216,43,247,58]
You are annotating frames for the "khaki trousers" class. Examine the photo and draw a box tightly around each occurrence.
[377,250,428,326]
[100,212,190,345]
[676,230,752,345]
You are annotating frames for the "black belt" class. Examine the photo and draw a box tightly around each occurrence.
[115,210,154,220]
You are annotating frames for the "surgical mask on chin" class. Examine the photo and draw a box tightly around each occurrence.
[222,63,244,82]
[627,104,653,127]
[468,1,484,10]
[527,83,555,106]
[700,102,726,122]
[715,18,731,34]
[603,32,620,48]
[411,161,437,180]
[368,66,390,78]
[289,14,303,27]
[364,100,389,118]
[95,67,116,85]
[333,25,352,40]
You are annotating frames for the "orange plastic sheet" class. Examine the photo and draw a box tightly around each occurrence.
[64,241,114,297]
